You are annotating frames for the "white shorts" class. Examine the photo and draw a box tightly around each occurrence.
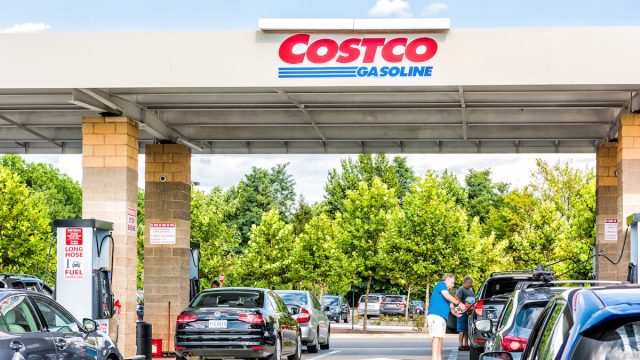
[427,314,446,338]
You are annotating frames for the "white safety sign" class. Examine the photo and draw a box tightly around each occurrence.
[150,222,177,244]
[604,219,618,241]
[64,227,85,280]
[127,207,137,235]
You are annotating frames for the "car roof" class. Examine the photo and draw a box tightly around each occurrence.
[0,289,47,297]
[322,295,339,298]
[589,285,640,307]
[519,287,569,301]
[201,287,267,293]
[274,290,307,294]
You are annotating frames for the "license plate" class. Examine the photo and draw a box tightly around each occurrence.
[208,320,227,329]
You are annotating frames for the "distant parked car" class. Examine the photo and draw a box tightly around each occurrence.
[275,290,331,353]
[0,274,54,297]
[380,295,408,316]
[0,289,123,359]
[175,287,302,360]
[357,294,384,318]
[321,295,349,323]
[481,285,640,360]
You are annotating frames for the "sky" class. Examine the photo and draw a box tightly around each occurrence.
[4,0,634,202]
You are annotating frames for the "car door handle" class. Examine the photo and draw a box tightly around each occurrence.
[55,338,67,350]
[9,340,24,352]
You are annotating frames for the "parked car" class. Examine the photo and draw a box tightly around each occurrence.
[480,285,640,360]
[469,271,537,360]
[0,289,122,359]
[175,287,302,360]
[482,286,569,359]
[0,274,54,297]
[136,290,144,320]
[410,300,425,316]
[321,295,349,323]
[275,290,331,353]
[380,295,408,316]
[357,294,384,318]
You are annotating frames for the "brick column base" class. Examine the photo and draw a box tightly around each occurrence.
[144,144,191,352]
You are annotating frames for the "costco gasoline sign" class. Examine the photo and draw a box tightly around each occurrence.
[278,33,438,79]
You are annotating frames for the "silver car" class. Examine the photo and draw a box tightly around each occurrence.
[275,290,330,353]
[357,294,384,318]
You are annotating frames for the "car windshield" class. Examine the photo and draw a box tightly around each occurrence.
[277,292,308,306]
[322,297,339,306]
[572,319,640,359]
[191,291,263,308]
[383,296,404,302]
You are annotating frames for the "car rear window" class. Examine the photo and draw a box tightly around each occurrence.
[322,297,339,306]
[191,291,263,308]
[359,295,382,303]
[515,302,547,329]
[484,280,522,298]
[277,292,308,306]
[572,319,640,359]
[383,296,404,302]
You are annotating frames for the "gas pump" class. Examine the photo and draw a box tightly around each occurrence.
[189,242,200,301]
[627,213,640,284]
[53,219,116,332]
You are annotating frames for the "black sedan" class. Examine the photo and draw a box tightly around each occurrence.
[0,289,122,360]
[175,287,302,360]
[321,295,349,323]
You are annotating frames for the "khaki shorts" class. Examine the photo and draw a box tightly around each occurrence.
[427,314,446,338]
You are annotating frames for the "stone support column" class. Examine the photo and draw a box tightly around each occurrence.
[144,144,191,352]
[82,116,139,356]
[595,142,619,280]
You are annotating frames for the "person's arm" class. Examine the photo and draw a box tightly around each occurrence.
[440,289,467,311]
[450,303,462,317]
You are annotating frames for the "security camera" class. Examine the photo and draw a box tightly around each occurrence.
[159,175,167,182]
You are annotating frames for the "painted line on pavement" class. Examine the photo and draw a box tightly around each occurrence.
[307,350,340,360]
[448,349,458,360]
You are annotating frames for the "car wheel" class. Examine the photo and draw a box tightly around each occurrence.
[343,315,348,323]
[266,335,282,360]
[469,345,481,360]
[307,332,320,353]
[320,329,330,350]
[288,332,302,360]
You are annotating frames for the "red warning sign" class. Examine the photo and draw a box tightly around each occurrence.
[65,227,83,246]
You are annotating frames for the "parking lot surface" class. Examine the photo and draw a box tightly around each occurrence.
[303,333,469,360]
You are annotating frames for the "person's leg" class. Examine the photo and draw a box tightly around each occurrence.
[458,331,464,347]
[432,337,442,360]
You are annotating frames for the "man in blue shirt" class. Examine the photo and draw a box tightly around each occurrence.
[427,274,466,360]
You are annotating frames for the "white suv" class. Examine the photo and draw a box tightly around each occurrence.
[357,294,384,318]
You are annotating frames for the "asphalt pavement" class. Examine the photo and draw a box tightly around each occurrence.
[303,333,470,360]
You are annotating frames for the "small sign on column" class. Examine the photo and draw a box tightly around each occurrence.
[604,218,618,241]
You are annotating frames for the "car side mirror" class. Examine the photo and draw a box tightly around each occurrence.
[475,319,493,333]
[480,352,513,360]
[83,318,97,333]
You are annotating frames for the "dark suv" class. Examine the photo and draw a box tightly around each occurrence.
[0,274,54,297]
[469,271,536,360]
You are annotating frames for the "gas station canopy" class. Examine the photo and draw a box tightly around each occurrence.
[0,24,639,154]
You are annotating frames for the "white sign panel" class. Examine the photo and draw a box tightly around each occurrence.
[127,207,137,235]
[63,227,85,280]
[604,219,618,241]
[150,222,177,245]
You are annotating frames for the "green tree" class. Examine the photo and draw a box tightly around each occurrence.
[228,164,296,242]
[235,209,295,289]
[291,196,314,236]
[137,188,145,289]
[292,213,352,296]
[336,178,399,331]
[0,166,53,276]
[0,155,82,221]
[465,169,507,224]
[191,187,241,287]
[398,172,468,315]
[324,154,414,214]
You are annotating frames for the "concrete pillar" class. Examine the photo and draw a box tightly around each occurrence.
[144,144,191,352]
[614,114,640,279]
[82,116,139,356]
[595,142,620,280]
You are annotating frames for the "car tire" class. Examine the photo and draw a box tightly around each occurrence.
[320,329,330,350]
[307,334,320,353]
[266,335,282,360]
[343,315,348,323]
[288,332,302,360]
[469,345,481,360]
